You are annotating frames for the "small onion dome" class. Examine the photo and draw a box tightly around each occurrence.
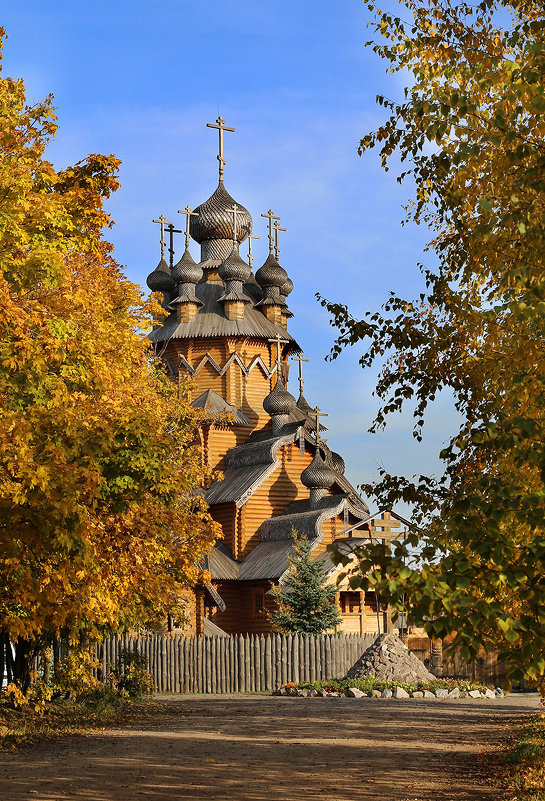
[219,243,251,283]
[190,182,252,244]
[255,253,288,291]
[172,248,203,285]
[279,275,294,318]
[281,276,294,298]
[297,393,313,415]
[301,450,336,491]
[146,258,174,293]
[263,380,297,417]
[330,451,346,475]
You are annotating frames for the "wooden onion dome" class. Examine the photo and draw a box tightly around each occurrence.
[330,451,346,475]
[280,275,294,323]
[255,254,288,325]
[263,379,297,435]
[218,243,252,321]
[146,257,175,300]
[189,182,252,263]
[301,448,336,508]
[168,248,204,322]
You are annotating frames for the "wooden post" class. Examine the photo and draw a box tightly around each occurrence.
[252,635,259,692]
[229,635,235,694]
[182,637,189,693]
[214,636,220,694]
[265,635,272,691]
[281,635,288,686]
[161,635,167,693]
[244,635,251,692]
[292,634,299,685]
[431,638,443,677]
[237,635,244,693]
[325,636,332,681]
[190,636,197,693]
[168,635,173,693]
[302,635,308,683]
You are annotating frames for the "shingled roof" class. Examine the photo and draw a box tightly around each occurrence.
[191,388,253,426]
[150,279,301,347]
[205,421,368,512]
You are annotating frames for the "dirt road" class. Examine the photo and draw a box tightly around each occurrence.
[0,694,539,801]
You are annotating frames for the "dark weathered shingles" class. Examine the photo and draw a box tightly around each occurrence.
[150,281,301,346]
[205,464,275,506]
[257,494,347,542]
[237,540,298,580]
[191,388,253,425]
[206,541,240,579]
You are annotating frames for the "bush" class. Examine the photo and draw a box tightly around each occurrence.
[107,649,156,698]
[291,676,488,695]
[54,648,101,700]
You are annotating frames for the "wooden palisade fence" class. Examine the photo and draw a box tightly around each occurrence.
[96,633,377,694]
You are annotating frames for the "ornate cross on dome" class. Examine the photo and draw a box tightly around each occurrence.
[268,334,289,382]
[178,206,199,249]
[206,116,235,182]
[273,220,287,260]
[291,353,309,396]
[167,223,182,268]
[226,204,240,243]
[152,214,173,260]
[261,209,280,255]
[313,406,328,443]
[248,232,260,268]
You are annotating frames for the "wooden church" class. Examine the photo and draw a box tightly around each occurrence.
[146,118,409,637]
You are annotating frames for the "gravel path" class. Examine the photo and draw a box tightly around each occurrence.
[0,694,539,800]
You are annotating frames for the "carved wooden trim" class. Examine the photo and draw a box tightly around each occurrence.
[176,352,280,380]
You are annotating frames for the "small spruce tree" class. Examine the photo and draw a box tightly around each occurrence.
[270,531,342,634]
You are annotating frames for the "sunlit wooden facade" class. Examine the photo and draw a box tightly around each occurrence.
[147,124,408,636]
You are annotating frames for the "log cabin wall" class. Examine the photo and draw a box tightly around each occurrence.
[205,425,253,472]
[336,590,381,635]
[208,580,276,634]
[208,582,381,636]
[164,336,277,428]
[240,442,314,558]
[210,503,237,557]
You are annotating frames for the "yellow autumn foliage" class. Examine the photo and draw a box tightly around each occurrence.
[0,29,219,684]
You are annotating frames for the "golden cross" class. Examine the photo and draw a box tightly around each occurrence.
[167,223,182,267]
[178,205,199,249]
[290,353,309,396]
[152,214,173,260]
[261,209,280,255]
[313,406,328,443]
[225,204,240,243]
[248,233,260,268]
[273,220,287,260]
[206,116,235,182]
[268,335,289,381]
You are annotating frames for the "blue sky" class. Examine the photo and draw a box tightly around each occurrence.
[3,1,455,512]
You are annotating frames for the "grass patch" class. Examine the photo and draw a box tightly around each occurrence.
[504,713,545,801]
[289,676,488,695]
[0,689,173,751]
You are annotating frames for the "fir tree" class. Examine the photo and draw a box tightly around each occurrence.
[270,532,342,635]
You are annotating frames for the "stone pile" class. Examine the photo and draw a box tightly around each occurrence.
[344,632,436,684]
[271,685,502,699]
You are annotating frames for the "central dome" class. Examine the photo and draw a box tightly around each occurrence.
[190,182,253,245]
